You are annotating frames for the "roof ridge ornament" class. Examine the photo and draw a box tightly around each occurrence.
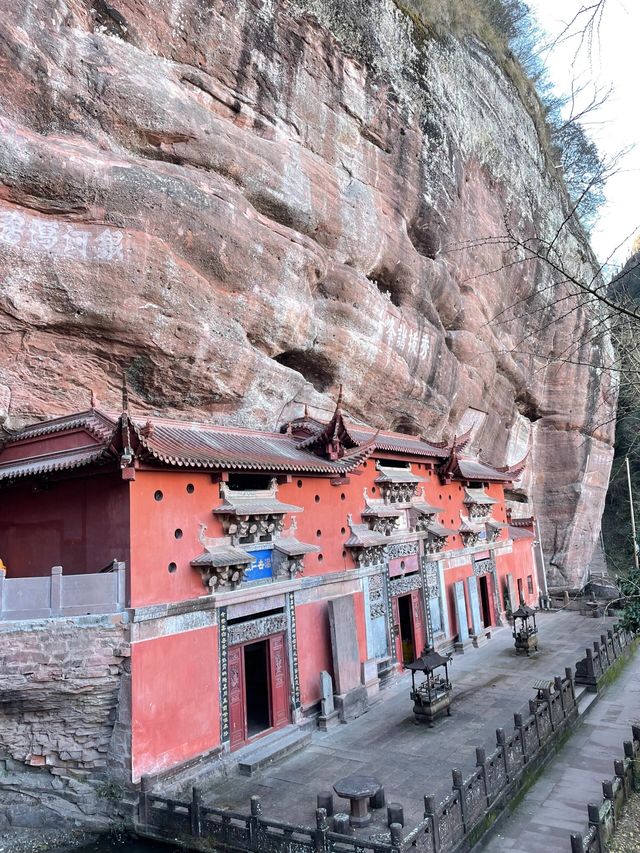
[119,375,134,469]
[296,385,359,460]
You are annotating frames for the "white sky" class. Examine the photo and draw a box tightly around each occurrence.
[529,0,640,268]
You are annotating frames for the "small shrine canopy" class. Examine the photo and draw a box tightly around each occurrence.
[512,602,536,620]
[459,517,485,534]
[361,503,403,518]
[190,545,255,569]
[213,483,302,517]
[425,521,457,538]
[463,487,498,506]
[374,465,422,484]
[413,499,443,516]
[406,648,451,674]
[508,525,535,541]
[273,519,319,556]
[344,521,388,548]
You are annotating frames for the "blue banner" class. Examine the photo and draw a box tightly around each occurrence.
[245,549,273,581]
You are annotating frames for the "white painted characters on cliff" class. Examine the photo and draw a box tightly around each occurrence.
[383,312,431,364]
[0,206,128,263]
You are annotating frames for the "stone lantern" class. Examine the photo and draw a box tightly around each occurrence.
[512,600,538,655]
[406,644,453,726]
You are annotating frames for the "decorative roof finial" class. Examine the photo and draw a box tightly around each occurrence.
[303,403,309,418]
[90,388,98,409]
[122,376,129,414]
[336,384,344,409]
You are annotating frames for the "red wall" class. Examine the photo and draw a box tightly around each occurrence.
[296,600,333,708]
[495,535,538,608]
[128,470,225,607]
[131,625,219,780]
[0,473,130,577]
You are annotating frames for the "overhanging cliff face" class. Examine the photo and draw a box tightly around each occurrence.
[0,0,615,586]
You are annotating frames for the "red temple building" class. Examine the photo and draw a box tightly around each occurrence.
[0,395,541,782]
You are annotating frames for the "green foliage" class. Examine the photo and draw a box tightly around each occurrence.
[394,0,606,230]
[619,569,640,633]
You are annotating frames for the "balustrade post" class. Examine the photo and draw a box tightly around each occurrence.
[496,727,509,780]
[587,802,604,847]
[614,759,628,798]
[569,832,585,853]
[423,795,440,852]
[390,822,403,850]
[139,775,152,825]
[116,561,127,609]
[50,565,63,616]
[554,676,566,721]
[314,807,328,853]
[565,667,576,708]
[249,795,261,848]
[191,787,202,837]
[475,747,489,805]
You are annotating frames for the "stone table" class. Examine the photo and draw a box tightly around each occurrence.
[333,774,381,827]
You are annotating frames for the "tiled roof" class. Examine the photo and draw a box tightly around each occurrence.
[213,493,303,516]
[426,521,457,537]
[456,458,517,482]
[463,487,498,505]
[1,410,116,446]
[0,446,109,482]
[132,417,372,475]
[413,501,443,516]
[374,465,422,484]
[361,503,404,518]
[344,523,388,548]
[508,525,535,541]
[460,517,486,534]
[191,546,255,568]
[348,425,450,458]
[274,537,319,556]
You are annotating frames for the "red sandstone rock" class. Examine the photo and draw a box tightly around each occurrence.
[0,1,615,586]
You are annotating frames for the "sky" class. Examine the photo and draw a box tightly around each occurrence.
[529,0,640,268]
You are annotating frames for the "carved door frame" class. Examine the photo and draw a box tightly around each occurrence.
[227,632,290,751]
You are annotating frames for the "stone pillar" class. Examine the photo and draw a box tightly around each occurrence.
[50,566,63,616]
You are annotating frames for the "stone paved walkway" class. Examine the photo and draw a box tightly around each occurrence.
[168,611,621,836]
[480,636,640,852]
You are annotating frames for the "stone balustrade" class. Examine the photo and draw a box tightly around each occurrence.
[570,725,640,853]
[0,562,126,620]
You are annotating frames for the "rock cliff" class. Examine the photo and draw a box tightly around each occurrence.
[0,0,616,586]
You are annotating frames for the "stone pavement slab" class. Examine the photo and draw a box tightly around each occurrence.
[480,638,640,853]
[165,612,619,836]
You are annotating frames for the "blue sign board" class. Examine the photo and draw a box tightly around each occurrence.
[245,549,273,581]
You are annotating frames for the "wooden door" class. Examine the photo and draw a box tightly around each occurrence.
[411,588,426,657]
[228,645,246,750]
[391,595,402,662]
[268,634,290,729]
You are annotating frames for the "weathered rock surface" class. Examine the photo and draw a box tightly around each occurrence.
[0,0,615,585]
[0,615,130,827]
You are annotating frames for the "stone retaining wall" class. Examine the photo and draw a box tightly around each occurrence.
[0,613,130,829]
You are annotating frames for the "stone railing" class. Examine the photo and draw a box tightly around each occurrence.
[575,626,632,692]
[569,725,640,853]
[0,562,126,620]
[138,788,398,853]
[135,624,635,853]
